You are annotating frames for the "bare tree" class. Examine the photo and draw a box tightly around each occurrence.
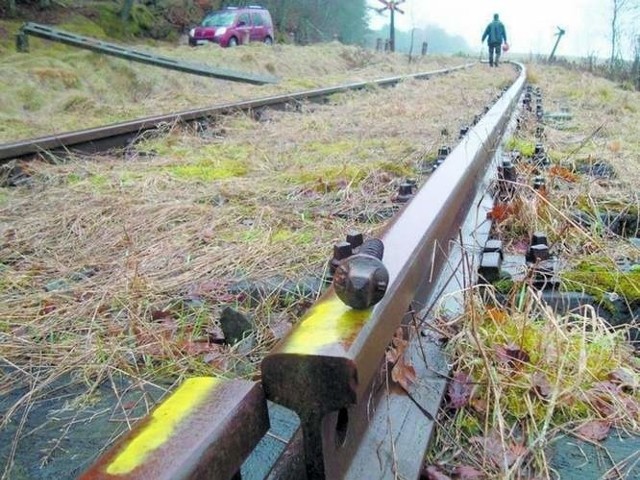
[610,0,640,65]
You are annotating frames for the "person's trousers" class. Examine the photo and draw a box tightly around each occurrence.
[488,43,501,66]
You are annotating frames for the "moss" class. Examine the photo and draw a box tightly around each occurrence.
[505,137,535,157]
[156,143,253,181]
[454,410,482,436]
[494,277,514,294]
[271,228,314,245]
[561,258,640,304]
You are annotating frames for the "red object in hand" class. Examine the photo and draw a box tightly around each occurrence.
[502,42,510,52]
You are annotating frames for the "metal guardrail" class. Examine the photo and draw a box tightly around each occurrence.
[0,64,473,162]
[16,22,278,85]
[80,63,527,479]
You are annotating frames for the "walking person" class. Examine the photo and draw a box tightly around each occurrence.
[482,14,507,67]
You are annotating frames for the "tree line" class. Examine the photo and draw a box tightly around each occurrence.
[2,0,370,45]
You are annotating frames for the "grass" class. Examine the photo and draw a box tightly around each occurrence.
[0,16,467,143]
[427,284,638,478]
[0,41,516,476]
[424,63,640,479]
[1,14,639,477]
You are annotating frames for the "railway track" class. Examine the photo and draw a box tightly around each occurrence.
[0,65,472,163]
[2,60,638,479]
[61,62,527,480]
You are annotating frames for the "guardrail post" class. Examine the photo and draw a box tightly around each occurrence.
[16,29,28,52]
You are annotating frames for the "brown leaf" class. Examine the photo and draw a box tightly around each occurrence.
[455,465,485,479]
[549,165,577,182]
[470,396,488,413]
[448,371,473,409]
[576,420,611,441]
[422,465,451,480]
[487,203,514,223]
[531,371,552,398]
[391,356,417,392]
[495,344,530,368]
[177,338,220,356]
[608,367,639,391]
[470,432,524,468]
[486,307,507,324]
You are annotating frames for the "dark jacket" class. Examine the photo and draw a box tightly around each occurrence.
[482,20,507,45]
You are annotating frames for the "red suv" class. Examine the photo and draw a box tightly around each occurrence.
[188,6,274,48]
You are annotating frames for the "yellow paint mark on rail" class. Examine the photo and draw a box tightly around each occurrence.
[282,296,371,354]
[106,377,219,475]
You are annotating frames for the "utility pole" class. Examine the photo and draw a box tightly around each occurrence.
[376,0,406,52]
[548,26,566,62]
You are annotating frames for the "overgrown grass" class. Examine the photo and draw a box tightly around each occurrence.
[0,54,514,478]
[425,61,640,478]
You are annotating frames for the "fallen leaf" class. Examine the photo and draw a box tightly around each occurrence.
[487,203,514,223]
[608,367,639,391]
[576,420,611,441]
[549,165,577,182]
[486,307,507,324]
[470,396,488,413]
[448,371,473,409]
[387,327,416,392]
[495,344,530,368]
[422,465,451,480]
[177,338,220,356]
[391,357,417,392]
[455,465,485,479]
[470,432,524,468]
[150,309,174,321]
[531,371,552,398]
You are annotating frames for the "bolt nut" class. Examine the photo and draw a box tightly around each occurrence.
[531,232,548,246]
[346,231,363,250]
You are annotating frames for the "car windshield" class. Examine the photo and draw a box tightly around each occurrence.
[202,12,235,27]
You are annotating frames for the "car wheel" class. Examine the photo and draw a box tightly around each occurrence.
[263,36,273,45]
[228,37,238,47]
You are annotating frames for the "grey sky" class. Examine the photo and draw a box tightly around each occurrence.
[368,0,620,58]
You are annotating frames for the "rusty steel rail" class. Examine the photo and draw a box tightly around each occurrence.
[261,64,526,478]
[0,64,472,163]
[80,63,526,480]
[79,378,268,480]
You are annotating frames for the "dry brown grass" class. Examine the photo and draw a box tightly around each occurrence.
[0,31,468,142]
[0,59,514,474]
[425,63,640,479]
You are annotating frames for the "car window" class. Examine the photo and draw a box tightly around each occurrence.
[202,12,235,27]
[251,12,265,26]
[237,13,250,26]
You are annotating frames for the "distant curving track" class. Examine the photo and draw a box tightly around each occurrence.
[0,64,474,163]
